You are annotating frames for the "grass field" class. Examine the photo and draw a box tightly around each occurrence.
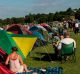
[26,31,80,74]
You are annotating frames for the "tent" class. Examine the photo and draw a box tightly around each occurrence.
[6,24,23,34]
[40,23,52,33]
[6,24,32,35]
[29,25,49,41]
[29,26,39,31]
[32,31,45,41]
[0,30,37,60]
[43,26,52,33]
[29,26,45,40]
[37,25,49,41]
[40,23,49,27]
[37,25,47,31]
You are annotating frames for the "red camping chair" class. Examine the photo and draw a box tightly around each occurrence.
[0,63,16,74]
[0,48,8,64]
[0,48,6,55]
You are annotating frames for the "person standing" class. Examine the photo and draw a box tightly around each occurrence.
[74,22,79,35]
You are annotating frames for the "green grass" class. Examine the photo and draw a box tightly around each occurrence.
[26,31,80,74]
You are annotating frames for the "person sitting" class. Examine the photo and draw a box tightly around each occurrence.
[5,47,32,73]
[52,33,61,57]
[57,33,76,59]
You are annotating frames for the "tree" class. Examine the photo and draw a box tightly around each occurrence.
[0,19,3,26]
[47,13,54,22]
[75,8,80,20]
[65,8,74,16]
[25,13,34,23]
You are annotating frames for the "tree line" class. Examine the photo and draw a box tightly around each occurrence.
[0,8,80,26]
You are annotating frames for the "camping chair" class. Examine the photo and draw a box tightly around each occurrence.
[0,48,9,68]
[60,42,76,63]
[0,48,8,63]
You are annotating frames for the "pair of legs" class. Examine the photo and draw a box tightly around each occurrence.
[74,28,79,34]
[23,64,32,72]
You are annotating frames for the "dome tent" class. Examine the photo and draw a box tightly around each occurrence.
[6,24,32,35]
[0,30,37,60]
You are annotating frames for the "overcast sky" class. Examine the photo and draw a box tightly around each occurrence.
[0,0,80,19]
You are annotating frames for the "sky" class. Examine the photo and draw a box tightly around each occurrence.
[0,0,80,19]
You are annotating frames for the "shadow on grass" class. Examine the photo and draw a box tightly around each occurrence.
[31,52,61,62]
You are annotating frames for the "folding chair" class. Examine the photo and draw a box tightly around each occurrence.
[60,42,76,63]
[0,48,8,63]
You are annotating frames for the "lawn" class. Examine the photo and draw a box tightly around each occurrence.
[26,31,80,74]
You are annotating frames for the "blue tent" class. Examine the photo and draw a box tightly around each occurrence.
[29,26,39,31]
[32,31,45,41]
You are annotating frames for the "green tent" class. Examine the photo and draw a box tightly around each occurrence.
[0,30,37,60]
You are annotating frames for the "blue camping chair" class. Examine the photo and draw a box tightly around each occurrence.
[60,42,76,63]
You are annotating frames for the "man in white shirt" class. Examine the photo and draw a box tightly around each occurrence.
[57,34,76,50]
[74,22,79,34]
[75,23,79,28]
